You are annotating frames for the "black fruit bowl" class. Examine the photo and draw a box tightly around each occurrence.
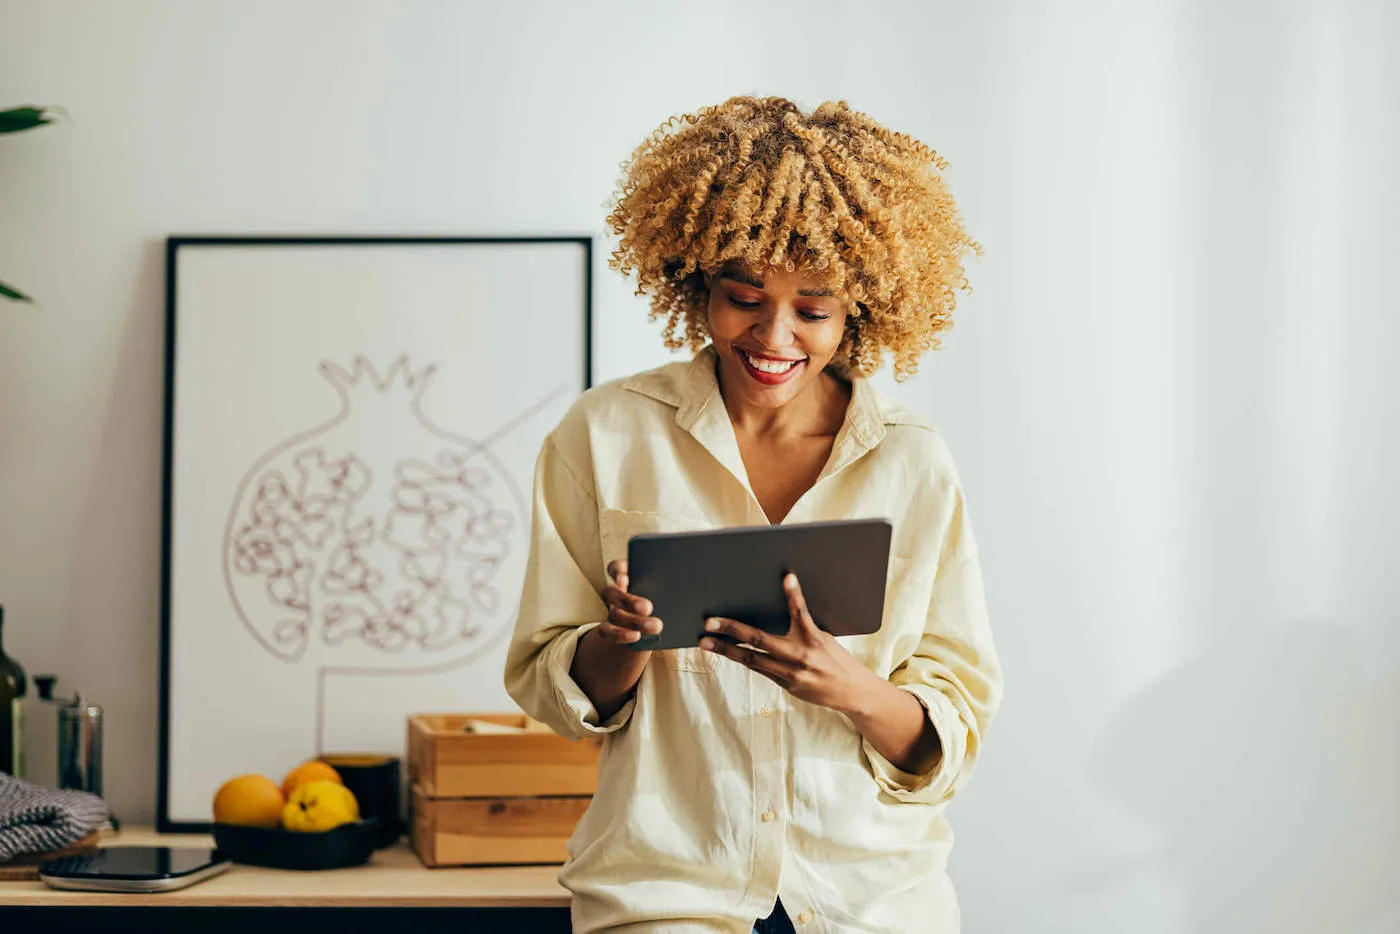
[211,819,381,871]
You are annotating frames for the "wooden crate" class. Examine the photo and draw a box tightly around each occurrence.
[410,784,592,867]
[407,712,602,799]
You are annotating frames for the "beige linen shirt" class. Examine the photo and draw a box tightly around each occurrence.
[503,345,1002,934]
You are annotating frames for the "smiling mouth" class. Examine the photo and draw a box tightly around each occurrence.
[740,350,806,374]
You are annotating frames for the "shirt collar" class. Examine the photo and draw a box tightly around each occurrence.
[663,344,893,490]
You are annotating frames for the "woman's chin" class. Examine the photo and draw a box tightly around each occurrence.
[736,377,809,409]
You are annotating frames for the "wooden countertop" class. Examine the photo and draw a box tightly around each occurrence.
[0,827,570,908]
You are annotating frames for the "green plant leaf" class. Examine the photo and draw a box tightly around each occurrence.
[0,106,56,134]
[0,280,33,302]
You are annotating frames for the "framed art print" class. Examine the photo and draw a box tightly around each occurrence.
[158,236,591,830]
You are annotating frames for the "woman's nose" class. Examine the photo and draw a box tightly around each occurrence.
[751,310,794,347]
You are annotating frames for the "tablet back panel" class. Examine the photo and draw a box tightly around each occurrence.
[625,519,892,652]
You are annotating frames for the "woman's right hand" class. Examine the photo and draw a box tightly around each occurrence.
[599,560,664,647]
[570,560,658,720]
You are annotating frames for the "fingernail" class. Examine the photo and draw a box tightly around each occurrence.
[700,638,716,651]
[784,573,797,588]
[705,618,720,631]
[647,620,662,633]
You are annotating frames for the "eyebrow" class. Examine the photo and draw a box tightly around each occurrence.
[717,266,834,298]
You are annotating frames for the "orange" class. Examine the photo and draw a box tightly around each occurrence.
[212,774,284,828]
[280,760,342,799]
[281,779,360,832]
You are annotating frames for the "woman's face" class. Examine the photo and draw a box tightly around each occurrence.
[704,261,850,410]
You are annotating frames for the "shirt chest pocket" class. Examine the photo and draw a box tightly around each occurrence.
[598,508,719,674]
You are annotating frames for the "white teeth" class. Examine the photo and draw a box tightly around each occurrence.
[744,352,801,374]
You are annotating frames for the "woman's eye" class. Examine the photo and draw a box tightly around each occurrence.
[725,295,828,320]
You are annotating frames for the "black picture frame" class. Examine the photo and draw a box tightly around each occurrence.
[157,236,593,833]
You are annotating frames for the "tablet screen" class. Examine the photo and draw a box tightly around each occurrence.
[41,846,226,880]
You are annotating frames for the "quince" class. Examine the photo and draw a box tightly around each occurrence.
[281,779,360,832]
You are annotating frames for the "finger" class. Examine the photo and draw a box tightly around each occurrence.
[701,634,794,682]
[703,616,798,663]
[597,622,645,644]
[607,560,629,586]
[783,573,819,638]
[607,605,664,634]
[602,586,652,617]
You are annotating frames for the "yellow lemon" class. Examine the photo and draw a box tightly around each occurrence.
[281,779,360,832]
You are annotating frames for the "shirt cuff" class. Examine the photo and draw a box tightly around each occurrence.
[861,685,967,804]
[544,621,636,738]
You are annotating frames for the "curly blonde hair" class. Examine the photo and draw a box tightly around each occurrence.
[605,95,982,380]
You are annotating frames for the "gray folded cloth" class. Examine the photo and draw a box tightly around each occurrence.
[0,773,110,861]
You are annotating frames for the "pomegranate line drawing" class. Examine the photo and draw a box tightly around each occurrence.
[221,354,567,674]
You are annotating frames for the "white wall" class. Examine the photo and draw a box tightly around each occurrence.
[2,1,1397,930]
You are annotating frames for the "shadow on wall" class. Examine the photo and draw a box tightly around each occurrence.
[1084,618,1400,934]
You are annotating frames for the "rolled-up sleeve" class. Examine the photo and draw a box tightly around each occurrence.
[503,433,634,740]
[862,478,1003,805]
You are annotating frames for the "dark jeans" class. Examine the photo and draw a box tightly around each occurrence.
[753,897,797,934]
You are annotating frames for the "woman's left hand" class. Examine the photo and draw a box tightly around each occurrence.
[700,572,882,716]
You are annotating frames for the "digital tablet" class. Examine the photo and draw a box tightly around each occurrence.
[624,518,892,652]
[39,846,231,893]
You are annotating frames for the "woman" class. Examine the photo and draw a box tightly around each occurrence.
[504,95,1002,934]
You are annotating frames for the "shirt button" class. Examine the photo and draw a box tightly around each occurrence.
[760,809,776,823]
[760,705,775,717]
[796,910,814,924]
